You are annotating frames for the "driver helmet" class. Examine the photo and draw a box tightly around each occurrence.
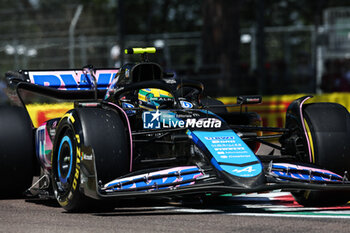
[138,88,174,110]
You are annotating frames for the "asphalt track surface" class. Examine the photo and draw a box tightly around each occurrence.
[2,192,350,233]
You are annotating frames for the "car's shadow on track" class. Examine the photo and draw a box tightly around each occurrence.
[91,195,350,217]
[25,198,61,208]
[21,194,350,216]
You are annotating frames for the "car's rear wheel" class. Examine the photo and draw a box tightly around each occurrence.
[51,107,129,212]
[0,105,34,197]
[288,103,350,206]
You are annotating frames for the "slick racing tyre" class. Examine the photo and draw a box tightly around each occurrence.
[291,103,350,206]
[0,105,34,197]
[51,107,129,212]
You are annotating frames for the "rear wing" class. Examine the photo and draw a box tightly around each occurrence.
[6,68,119,100]
[13,68,119,90]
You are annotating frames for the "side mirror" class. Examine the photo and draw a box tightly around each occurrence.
[237,95,262,105]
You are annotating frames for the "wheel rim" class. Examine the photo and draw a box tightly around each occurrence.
[57,135,74,192]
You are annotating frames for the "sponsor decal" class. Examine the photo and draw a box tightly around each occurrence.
[72,135,81,191]
[149,97,173,102]
[191,130,263,178]
[83,154,93,160]
[232,166,256,173]
[27,70,118,90]
[72,156,80,190]
[142,110,222,129]
[122,102,136,115]
[143,110,162,129]
[104,166,203,191]
[122,103,134,108]
[204,136,235,140]
[163,79,176,84]
[180,100,193,109]
[176,113,200,117]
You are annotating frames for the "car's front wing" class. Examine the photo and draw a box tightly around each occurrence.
[79,153,350,200]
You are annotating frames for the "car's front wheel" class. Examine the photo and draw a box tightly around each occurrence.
[51,107,129,212]
[284,102,350,206]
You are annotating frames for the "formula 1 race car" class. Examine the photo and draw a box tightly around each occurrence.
[1,47,350,212]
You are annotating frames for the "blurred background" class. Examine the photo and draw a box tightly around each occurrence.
[2,0,350,97]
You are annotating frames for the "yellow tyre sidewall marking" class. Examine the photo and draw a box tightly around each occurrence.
[303,119,315,164]
[56,114,81,207]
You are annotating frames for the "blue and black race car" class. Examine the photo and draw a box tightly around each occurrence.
[1,47,350,211]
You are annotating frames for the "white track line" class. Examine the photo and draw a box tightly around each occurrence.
[227,213,350,219]
[171,208,350,218]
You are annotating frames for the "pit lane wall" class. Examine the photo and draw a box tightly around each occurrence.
[218,92,350,128]
[26,93,350,128]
